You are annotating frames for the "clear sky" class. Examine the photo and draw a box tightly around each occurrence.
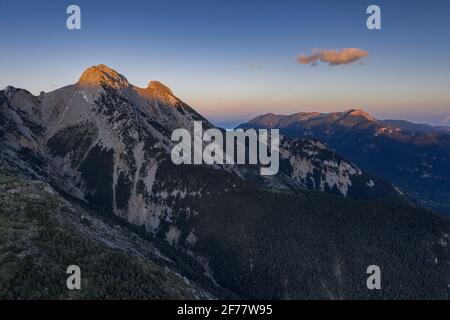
[1,0,450,127]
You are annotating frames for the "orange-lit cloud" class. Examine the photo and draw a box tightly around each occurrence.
[298,48,369,66]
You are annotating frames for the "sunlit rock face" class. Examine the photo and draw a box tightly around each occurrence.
[78,64,130,89]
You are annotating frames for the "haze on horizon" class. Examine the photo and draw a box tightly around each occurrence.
[1,0,450,126]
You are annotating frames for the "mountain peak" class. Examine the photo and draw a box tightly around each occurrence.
[78,64,129,89]
[343,109,375,121]
[147,81,173,96]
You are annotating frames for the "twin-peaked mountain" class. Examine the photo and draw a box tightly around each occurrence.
[239,110,450,216]
[1,65,449,299]
[0,65,208,220]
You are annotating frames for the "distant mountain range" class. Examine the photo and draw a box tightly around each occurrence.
[381,119,450,135]
[1,65,450,299]
[239,109,450,216]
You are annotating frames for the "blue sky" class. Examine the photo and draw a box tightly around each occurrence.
[1,0,450,127]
